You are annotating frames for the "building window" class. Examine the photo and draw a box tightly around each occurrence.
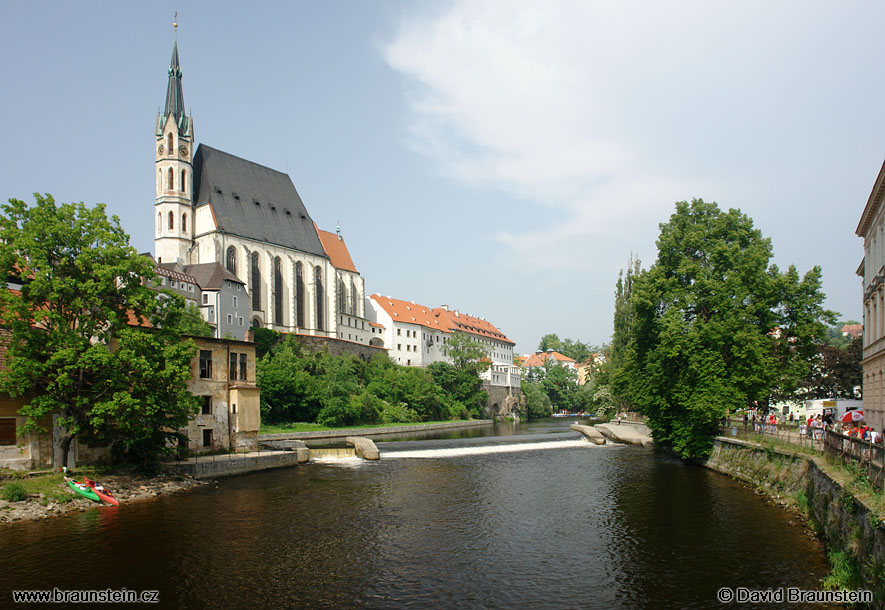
[182,213,187,233]
[337,277,346,316]
[398,344,402,350]
[202,293,209,305]
[230,352,238,380]
[0,418,15,445]
[226,246,237,275]
[238,317,244,326]
[199,350,212,378]
[295,262,305,328]
[251,252,261,311]
[157,213,162,233]
[167,167,174,191]
[181,169,187,193]
[167,132,174,152]
[202,429,213,448]
[227,314,233,324]
[201,396,212,415]
[239,353,247,381]
[233,296,238,308]
[397,329,401,336]
[168,211,174,231]
[315,266,324,331]
[350,279,357,315]
[274,256,283,325]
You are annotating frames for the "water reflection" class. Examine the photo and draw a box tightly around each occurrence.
[0,420,829,609]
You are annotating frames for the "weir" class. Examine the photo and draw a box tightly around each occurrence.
[308,446,356,460]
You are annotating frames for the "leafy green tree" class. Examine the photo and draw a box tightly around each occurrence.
[538,333,562,353]
[803,336,862,400]
[443,331,490,371]
[252,327,283,359]
[540,360,580,409]
[0,194,198,469]
[620,199,833,459]
[178,303,213,338]
[256,336,324,423]
[522,380,552,418]
[428,361,487,418]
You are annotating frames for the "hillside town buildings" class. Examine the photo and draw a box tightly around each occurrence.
[856,158,885,433]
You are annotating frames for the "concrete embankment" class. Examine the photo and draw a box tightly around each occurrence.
[702,438,885,603]
[346,437,380,460]
[570,424,606,445]
[594,422,654,447]
[166,450,305,479]
[260,420,494,443]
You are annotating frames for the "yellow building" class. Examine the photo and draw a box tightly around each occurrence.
[856,158,885,433]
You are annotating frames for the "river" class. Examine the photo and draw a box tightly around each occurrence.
[1,419,831,609]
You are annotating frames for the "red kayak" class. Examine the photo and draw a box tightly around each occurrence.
[83,477,119,506]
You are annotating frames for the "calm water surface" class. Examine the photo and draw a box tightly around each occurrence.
[1,420,831,609]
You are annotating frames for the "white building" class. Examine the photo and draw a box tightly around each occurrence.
[153,34,369,342]
[366,295,519,389]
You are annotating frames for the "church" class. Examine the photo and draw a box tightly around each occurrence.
[153,33,371,344]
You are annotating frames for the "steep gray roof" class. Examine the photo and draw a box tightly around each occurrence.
[181,262,245,291]
[164,40,185,124]
[192,144,328,258]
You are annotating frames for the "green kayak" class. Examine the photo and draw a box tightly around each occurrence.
[66,478,101,502]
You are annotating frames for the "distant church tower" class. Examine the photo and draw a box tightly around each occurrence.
[155,22,194,264]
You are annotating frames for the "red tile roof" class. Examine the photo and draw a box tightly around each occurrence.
[520,351,575,368]
[433,307,514,345]
[316,226,358,273]
[369,294,514,344]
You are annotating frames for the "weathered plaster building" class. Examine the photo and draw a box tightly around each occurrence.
[184,336,260,452]
[856,158,885,433]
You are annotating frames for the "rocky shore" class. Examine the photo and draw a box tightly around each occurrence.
[0,472,206,524]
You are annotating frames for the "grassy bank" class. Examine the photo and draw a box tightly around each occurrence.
[260,419,481,435]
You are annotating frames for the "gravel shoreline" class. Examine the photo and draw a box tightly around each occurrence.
[0,473,208,524]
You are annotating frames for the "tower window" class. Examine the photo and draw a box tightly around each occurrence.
[157,212,162,233]
[167,167,174,191]
[182,213,187,233]
[168,211,174,231]
[167,133,173,152]
[181,169,187,194]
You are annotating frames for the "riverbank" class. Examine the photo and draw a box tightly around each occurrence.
[701,437,885,600]
[0,471,206,525]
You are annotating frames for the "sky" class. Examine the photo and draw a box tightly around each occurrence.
[1,1,882,355]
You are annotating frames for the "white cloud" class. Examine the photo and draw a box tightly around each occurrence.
[381,0,852,270]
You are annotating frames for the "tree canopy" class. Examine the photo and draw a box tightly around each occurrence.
[615,199,833,459]
[0,194,199,469]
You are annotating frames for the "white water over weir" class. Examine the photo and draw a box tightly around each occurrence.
[384,438,599,459]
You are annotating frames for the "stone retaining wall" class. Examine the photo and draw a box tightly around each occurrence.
[165,451,304,479]
[703,438,885,603]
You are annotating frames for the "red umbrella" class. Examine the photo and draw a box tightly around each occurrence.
[840,410,864,423]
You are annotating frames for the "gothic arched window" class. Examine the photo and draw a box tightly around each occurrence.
[350,279,357,316]
[167,167,174,191]
[295,262,305,328]
[251,252,261,311]
[168,211,174,231]
[181,213,187,233]
[157,213,162,233]
[167,133,173,152]
[273,257,283,326]
[337,277,345,316]
[226,246,237,275]
[181,169,187,194]
[315,267,324,331]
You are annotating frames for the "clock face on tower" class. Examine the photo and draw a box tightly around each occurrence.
[157,144,165,155]
[179,145,188,157]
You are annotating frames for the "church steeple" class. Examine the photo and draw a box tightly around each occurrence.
[155,17,195,265]
[164,39,185,127]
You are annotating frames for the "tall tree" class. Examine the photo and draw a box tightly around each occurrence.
[0,194,199,469]
[537,333,562,353]
[620,199,833,459]
[443,331,490,372]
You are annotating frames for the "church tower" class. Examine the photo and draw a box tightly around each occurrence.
[155,22,194,264]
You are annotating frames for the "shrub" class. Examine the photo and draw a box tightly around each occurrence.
[1,482,28,502]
